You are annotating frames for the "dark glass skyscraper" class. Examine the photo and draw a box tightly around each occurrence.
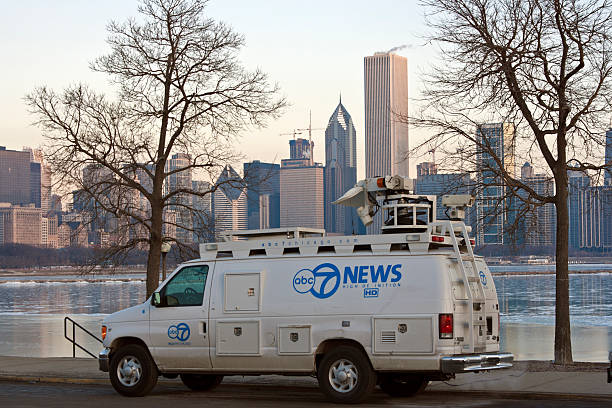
[243,161,280,229]
[324,98,364,235]
[0,146,34,206]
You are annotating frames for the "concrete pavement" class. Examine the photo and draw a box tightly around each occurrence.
[0,356,610,400]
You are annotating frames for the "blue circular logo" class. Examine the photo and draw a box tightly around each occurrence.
[292,263,341,299]
[293,268,315,293]
[479,271,487,286]
[168,322,190,341]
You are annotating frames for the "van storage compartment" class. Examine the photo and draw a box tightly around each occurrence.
[373,317,434,354]
[278,325,311,354]
[224,272,262,312]
[216,320,261,355]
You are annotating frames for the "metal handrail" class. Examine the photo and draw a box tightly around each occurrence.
[63,316,102,358]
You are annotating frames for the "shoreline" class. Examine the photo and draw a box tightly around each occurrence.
[1,267,611,279]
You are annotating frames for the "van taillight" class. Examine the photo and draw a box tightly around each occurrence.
[439,314,453,339]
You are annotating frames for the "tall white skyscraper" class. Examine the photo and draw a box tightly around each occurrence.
[213,166,248,238]
[364,52,409,233]
[364,52,409,178]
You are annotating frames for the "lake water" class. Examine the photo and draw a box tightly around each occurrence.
[0,271,610,361]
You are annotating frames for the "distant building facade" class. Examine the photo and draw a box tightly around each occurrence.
[0,147,38,207]
[280,159,324,230]
[0,204,42,246]
[605,128,612,186]
[213,166,248,238]
[165,153,193,244]
[243,161,280,230]
[414,170,473,225]
[416,162,437,177]
[364,52,409,233]
[520,163,556,246]
[191,180,213,242]
[567,170,612,253]
[324,98,363,235]
[289,138,314,164]
[475,123,516,245]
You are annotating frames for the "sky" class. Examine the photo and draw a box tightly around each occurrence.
[0,0,434,179]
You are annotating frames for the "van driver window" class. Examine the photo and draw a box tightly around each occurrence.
[160,265,208,307]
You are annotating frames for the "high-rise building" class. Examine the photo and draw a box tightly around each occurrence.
[568,170,590,249]
[0,147,35,206]
[475,123,515,245]
[364,52,409,178]
[213,166,248,238]
[417,162,437,177]
[605,128,612,186]
[520,163,556,246]
[0,203,42,246]
[165,153,193,243]
[192,180,213,242]
[324,98,363,235]
[24,148,51,212]
[364,52,409,233]
[29,161,41,208]
[280,159,324,229]
[414,169,473,225]
[289,138,314,163]
[243,161,280,230]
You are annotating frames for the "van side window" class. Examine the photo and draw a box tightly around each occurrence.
[160,265,208,307]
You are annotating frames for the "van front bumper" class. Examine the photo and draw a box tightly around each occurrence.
[440,353,513,373]
[98,348,111,372]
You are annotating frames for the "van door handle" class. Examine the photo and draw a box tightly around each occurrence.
[201,321,207,333]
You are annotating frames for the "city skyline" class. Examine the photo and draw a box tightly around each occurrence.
[0,1,428,180]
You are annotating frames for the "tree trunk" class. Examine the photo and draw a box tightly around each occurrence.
[146,203,163,298]
[554,172,573,364]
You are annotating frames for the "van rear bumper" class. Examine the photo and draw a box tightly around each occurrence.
[440,353,513,373]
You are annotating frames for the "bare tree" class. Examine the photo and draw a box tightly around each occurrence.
[26,0,285,297]
[409,0,612,364]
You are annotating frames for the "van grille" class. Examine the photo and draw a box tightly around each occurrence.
[381,331,396,344]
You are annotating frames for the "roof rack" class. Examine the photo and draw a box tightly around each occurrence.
[200,220,474,261]
[218,227,326,242]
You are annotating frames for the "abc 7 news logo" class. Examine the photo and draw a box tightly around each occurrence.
[293,263,340,299]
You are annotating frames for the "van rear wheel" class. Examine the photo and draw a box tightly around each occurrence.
[180,374,223,391]
[379,374,428,397]
[317,345,376,404]
[109,344,158,397]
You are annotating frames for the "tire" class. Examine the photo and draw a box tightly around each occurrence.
[379,374,429,397]
[109,344,158,397]
[180,374,224,391]
[317,345,376,404]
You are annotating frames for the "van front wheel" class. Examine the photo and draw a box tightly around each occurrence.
[317,346,376,403]
[109,344,158,397]
[180,374,223,391]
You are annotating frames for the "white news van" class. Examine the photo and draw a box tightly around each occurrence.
[98,176,513,403]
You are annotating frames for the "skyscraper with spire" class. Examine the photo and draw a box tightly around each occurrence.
[324,97,363,235]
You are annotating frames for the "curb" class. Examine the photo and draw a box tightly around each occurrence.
[0,375,108,385]
[0,374,610,401]
[425,389,612,401]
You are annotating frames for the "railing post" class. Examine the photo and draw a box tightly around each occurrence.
[72,322,76,358]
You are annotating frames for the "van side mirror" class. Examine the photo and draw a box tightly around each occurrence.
[152,292,161,307]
